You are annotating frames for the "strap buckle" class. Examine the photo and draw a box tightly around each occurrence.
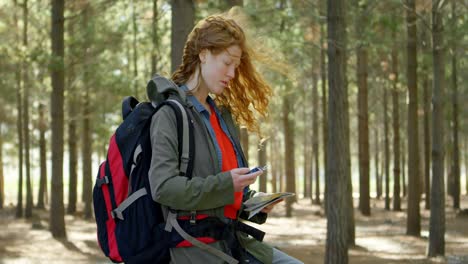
[190,211,197,225]
[96,176,109,187]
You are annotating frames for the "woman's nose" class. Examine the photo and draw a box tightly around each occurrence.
[227,66,235,78]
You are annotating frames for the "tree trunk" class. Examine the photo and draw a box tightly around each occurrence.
[356,7,370,214]
[171,0,194,73]
[420,14,431,210]
[423,55,431,210]
[258,140,267,193]
[279,136,285,192]
[283,93,296,217]
[384,85,390,211]
[375,128,381,199]
[428,0,446,256]
[312,73,320,204]
[465,139,468,195]
[82,5,93,219]
[50,0,66,238]
[450,0,460,210]
[0,123,3,209]
[151,0,159,76]
[66,7,78,214]
[325,0,349,261]
[391,28,401,211]
[131,0,139,98]
[240,128,249,164]
[446,147,453,197]
[22,0,33,219]
[405,0,421,237]
[14,0,24,219]
[37,103,48,209]
[303,87,311,199]
[402,139,407,197]
[344,30,355,249]
[270,133,278,193]
[320,0,328,212]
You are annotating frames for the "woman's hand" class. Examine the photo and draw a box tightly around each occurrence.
[260,199,283,213]
[230,168,263,192]
[253,192,284,213]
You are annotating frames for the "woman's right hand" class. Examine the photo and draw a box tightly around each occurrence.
[230,168,263,192]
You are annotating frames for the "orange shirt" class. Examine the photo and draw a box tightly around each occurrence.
[209,105,242,219]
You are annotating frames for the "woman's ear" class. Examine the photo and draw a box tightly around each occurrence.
[199,49,207,64]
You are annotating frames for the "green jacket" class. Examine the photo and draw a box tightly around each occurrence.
[148,84,273,263]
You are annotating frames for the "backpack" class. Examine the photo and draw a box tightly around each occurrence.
[92,77,194,263]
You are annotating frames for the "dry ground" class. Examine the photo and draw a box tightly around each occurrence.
[0,196,467,264]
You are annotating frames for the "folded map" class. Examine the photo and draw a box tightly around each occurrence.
[243,192,295,219]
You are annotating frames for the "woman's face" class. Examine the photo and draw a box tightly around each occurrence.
[199,45,242,95]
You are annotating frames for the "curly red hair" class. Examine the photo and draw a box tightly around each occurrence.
[171,12,272,133]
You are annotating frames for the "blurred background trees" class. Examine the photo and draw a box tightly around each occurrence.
[0,0,467,261]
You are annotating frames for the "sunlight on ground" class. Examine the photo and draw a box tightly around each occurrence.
[356,236,419,254]
[1,197,468,263]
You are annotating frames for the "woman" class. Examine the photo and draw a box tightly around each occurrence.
[148,11,303,264]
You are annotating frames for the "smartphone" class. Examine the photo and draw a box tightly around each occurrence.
[248,165,267,174]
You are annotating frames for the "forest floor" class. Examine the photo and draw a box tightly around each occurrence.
[0,196,467,264]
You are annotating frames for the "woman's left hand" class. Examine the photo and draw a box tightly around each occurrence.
[260,199,284,213]
[252,192,285,214]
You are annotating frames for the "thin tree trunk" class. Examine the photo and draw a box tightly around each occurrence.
[303,87,311,199]
[356,8,370,214]
[420,13,431,210]
[384,86,390,211]
[320,0,328,212]
[325,0,349,261]
[402,139,407,197]
[151,0,159,75]
[312,73,320,204]
[50,0,66,238]
[450,0,460,210]
[375,128,381,199]
[465,139,468,195]
[240,128,249,164]
[131,0,139,98]
[37,104,48,209]
[66,6,78,214]
[391,28,401,210]
[14,0,24,219]
[303,83,310,199]
[446,147,453,197]
[22,0,33,219]
[171,0,194,73]
[82,5,93,219]
[258,140,267,193]
[405,0,421,237]
[67,96,78,214]
[279,136,285,192]
[0,123,3,209]
[428,0,446,256]
[283,93,296,217]
[423,50,431,210]
[270,133,278,193]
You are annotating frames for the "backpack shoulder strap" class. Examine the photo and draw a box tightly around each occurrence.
[156,99,194,178]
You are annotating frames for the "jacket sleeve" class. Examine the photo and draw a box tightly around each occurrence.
[148,105,235,211]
